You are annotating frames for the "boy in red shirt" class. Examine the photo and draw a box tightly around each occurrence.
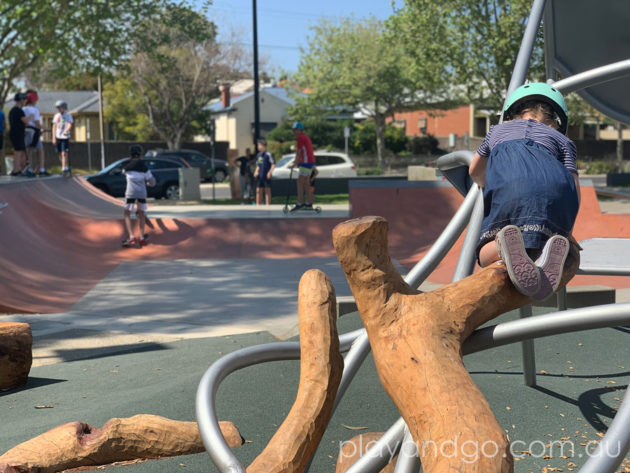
[289,121,316,211]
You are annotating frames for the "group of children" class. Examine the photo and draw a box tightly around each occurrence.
[247,121,318,208]
[7,90,73,177]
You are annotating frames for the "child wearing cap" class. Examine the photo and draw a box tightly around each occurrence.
[469,82,580,301]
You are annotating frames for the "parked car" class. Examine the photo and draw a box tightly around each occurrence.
[272,151,357,179]
[85,156,190,199]
[145,149,229,182]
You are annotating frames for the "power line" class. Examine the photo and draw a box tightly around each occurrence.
[210,2,342,21]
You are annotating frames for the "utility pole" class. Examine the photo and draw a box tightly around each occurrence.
[252,0,260,145]
[97,74,106,170]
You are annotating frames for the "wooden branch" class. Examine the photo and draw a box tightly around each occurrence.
[0,415,242,473]
[332,216,579,473]
[247,269,344,473]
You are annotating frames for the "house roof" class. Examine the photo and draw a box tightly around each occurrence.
[4,90,100,114]
[208,87,299,114]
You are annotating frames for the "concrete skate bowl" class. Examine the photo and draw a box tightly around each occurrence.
[1,176,627,315]
[0,177,350,314]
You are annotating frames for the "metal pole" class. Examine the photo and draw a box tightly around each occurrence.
[97,74,106,170]
[504,0,547,99]
[252,0,261,145]
[209,119,216,200]
[519,305,537,386]
[86,118,92,172]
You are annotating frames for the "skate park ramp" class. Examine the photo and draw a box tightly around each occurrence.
[1,176,630,316]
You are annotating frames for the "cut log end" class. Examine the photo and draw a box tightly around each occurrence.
[0,322,32,390]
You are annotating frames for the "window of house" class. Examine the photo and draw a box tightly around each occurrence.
[417,117,427,135]
[473,116,488,137]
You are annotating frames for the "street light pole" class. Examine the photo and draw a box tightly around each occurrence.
[252,0,260,145]
[97,74,106,170]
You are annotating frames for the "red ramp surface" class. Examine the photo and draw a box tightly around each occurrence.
[0,177,628,314]
[0,178,346,314]
[350,181,630,289]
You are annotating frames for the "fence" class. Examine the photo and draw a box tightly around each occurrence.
[35,140,229,171]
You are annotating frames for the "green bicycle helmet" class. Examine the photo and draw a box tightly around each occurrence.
[503,82,568,134]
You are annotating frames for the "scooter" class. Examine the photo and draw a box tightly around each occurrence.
[282,167,322,214]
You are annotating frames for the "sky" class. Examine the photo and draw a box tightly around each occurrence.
[203,0,401,75]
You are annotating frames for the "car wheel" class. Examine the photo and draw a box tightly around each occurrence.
[164,183,180,199]
[214,169,226,183]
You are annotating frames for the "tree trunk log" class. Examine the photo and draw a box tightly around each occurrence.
[247,269,344,473]
[0,322,32,390]
[0,415,242,473]
[332,216,579,473]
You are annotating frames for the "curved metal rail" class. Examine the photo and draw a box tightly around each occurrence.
[197,302,630,473]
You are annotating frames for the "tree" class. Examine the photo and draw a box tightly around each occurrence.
[390,0,545,112]
[103,76,159,141]
[0,0,163,104]
[293,17,450,166]
[128,4,247,149]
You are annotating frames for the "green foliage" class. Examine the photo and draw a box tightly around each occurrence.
[267,118,410,157]
[585,161,617,175]
[565,92,603,127]
[407,135,441,155]
[390,0,545,112]
[128,4,244,149]
[351,122,377,155]
[385,126,408,154]
[104,76,159,140]
[265,123,295,144]
[0,0,167,103]
[293,16,450,165]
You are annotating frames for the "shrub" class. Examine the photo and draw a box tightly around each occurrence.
[408,134,440,155]
[585,160,617,174]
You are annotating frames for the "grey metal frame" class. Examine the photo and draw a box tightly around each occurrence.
[196,1,630,471]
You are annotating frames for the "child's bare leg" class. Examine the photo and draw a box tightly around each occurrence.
[38,148,45,171]
[256,187,262,205]
[265,187,271,205]
[478,241,500,267]
[138,210,145,237]
[124,210,134,239]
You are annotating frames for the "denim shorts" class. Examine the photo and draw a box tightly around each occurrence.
[476,139,579,259]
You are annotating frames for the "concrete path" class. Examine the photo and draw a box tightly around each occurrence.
[3,257,383,367]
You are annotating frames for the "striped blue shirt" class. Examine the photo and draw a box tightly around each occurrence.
[477,119,577,174]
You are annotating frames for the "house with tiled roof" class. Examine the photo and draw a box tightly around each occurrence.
[207,85,299,155]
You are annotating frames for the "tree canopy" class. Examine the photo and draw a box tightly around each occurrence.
[292,16,450,165]
[0,0,164,104]
[389,0,545,112]
[125,4,248,149]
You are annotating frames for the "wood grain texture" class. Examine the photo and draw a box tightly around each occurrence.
[247,269,344,473]
[0,322,32,390]
[0,415,242,473]
[332,216,579,473]
[336,433,396,473]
